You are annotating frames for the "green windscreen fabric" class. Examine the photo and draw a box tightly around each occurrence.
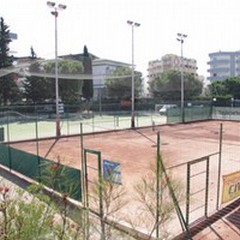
[0,144,11,168]
[40,158,81,201]
[11,147,39,179]
[0,144,81,201]
[166,107,181,124]
[184,106,212,122]
[167,106,212,124]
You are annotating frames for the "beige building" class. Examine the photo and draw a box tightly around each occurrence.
[148,54,198,82]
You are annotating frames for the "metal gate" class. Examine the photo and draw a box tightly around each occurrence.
[185,153,220,226]
[83,148,105,239]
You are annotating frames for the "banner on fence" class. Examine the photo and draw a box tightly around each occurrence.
[222,171,240,204]
[103,159,121,184]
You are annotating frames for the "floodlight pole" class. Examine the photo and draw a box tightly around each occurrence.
[177,33,187,123]
[127,20,140,128]
[47,1,67,137]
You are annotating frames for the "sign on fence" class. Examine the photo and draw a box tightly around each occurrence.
[103,159,121,184]
[222,171,240,204]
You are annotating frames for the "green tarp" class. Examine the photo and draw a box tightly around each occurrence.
[0,144,81,201]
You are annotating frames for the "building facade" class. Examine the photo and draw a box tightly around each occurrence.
[61,53,131,100]
[92,58,131,100]
[207,51,240,82]
[148,54,198,82]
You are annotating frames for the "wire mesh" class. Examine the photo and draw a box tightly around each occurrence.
[2,103,240,239]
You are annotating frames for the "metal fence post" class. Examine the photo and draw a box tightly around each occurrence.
[6,111,12,170]
[136,112,139,127]
[186,163,191,226]
[216,123,223,210]
[35,116,41,181]
[205,157,210,217]
[156,131,160,238]
[80,123,85,207]
[98,152,106,240]
[92,114,94,132]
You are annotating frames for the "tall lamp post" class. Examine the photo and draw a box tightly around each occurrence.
[47,1,67,137]
[127,20,140,128]
[176,33,187,123]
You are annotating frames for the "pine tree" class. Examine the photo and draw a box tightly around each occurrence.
[0,17,20,105]
[82,45,93,100]
[22,48,49,103]
[23,62,51,103]
[0,17,13,68]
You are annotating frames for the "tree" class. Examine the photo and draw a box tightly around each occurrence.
[22,48,49,103]
[82,45,93,113]
[0,17,13,68]
[0,17,21,105]
[208,77,240,99]
[0,173,84,239]
[90,178,128,239]
[148,70,203,101]
[44,59,84,103]
[105,66,143,99]
[133,156,184,239]
[23,62,51,103]
[82,45,93,100]
[30,46,37,59]
[0,75,21,105]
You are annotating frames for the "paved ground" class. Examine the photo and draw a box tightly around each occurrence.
[193,202,240,240]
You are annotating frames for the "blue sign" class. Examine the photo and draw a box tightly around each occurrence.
[9,32,18,40]
[103,159,121,184]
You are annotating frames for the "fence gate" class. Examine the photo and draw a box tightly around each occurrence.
[83,148,105,239]
[185,153,220,226]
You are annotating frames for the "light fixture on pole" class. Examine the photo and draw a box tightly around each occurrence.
[47,1,67,137]
[176,33,187,123]
[127,20,140,128]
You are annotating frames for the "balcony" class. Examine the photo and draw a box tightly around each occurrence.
[208,67,230,73]
[207,59,230,65]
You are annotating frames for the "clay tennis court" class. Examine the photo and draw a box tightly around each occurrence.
[9,119,240,238]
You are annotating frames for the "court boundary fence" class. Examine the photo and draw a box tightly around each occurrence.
[1,104,240,142]
[0,143,81,201]
[76,126,223,239]
[1,104,240,239]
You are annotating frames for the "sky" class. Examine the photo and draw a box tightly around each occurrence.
[2,0,240,80]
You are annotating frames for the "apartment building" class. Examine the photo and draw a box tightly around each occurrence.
[61,53,131,100]
[207,51,240,82]
[148,54,198,82]
[92,58,131,100]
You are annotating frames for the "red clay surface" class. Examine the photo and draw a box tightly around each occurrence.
[10,120,240,239]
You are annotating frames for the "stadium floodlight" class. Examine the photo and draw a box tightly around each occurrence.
[47,1,67,137]
[127,20,141,128]
[47,1,56,7]
[58,4,67,10]
[176,33,187,123]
